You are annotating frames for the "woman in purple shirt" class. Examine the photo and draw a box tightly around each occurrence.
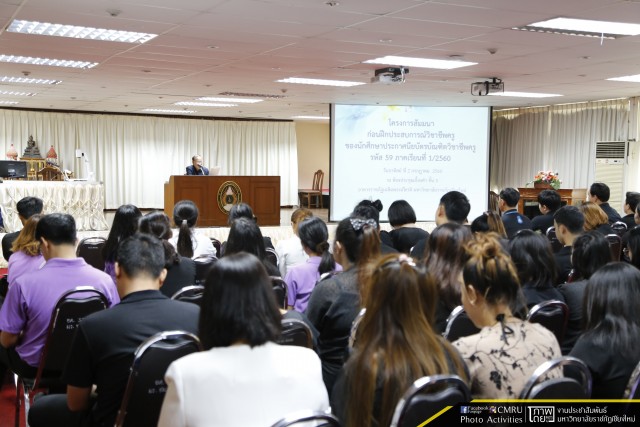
[285,217,340,312]
[7,214,45,287]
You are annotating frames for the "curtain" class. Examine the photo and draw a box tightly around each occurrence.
[0,109,298,209]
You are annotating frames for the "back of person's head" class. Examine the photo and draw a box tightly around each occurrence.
[352,199,383,226]
[470,211,506,238]
[16,196,43,220]
[583,262,640,353]
[387,199,417,227]
[571,231,611,280]
[425,223,473,310]
[553,205,584,234]
[103,204,142,260]
[463,233,520,307]
[627,227,640,270]
[116,233,166,280]
[439,191,470,224]
[297,216,335,275]
[346,254,467,427]
[589,182,610,202]
[36,213,77,245]
[509,230,557,288]
[626,192,640,212]
[290,208,313,234]
[199,252,281,349]
[225,217,266,260]
[335,215,381,266]
[227,202,256,225]
[173,200,199,258]
[138,211,180,267]
[579,201,608,231]
[11,214,43,256]
[499,187,520,207]
[538,190,562,212]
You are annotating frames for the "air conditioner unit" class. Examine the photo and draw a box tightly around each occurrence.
[594,141,626,212]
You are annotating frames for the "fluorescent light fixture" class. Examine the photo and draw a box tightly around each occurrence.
[607,74,640,82]
[513,17,640,38]
[277,77,365,87]
[0,54,98,69]
[0,76,61,85]
[8,19,157,44]
[365,55,476,70]
[175,101,237,107]
[292,116,329,120]
[0,101,19,105]
[198,97,262,104]
[141,109,195,114]
[488,91,562,98]
[0,90,36,96]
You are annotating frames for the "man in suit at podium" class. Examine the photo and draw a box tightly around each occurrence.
[185,155,209,176]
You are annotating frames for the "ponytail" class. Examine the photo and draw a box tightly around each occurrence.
[176,219,194,258]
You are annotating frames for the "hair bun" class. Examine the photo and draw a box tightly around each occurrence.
[372,199,383,212]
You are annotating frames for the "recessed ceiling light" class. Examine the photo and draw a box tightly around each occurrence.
[175,101,237,107]
[0,101,19,105]
[488,91,562,98]
[292,116,329,120]
[0,54,98,69]
[607,74,640,82]
[141,109,195,114]
[277,77,365,87]
[0,76,61,85]
[7,19,157,44]
[0,90,37,96]
[197,97,262,104]
[513,17,640,38]
[365,55,477,70]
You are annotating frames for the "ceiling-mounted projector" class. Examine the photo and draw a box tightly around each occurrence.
[471,77,504,96]
[371,66,409,84]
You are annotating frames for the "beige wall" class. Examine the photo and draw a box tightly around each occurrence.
[295,122,330,189]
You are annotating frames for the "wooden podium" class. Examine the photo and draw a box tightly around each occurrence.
[164,176,281,226]
[516,187,584,218]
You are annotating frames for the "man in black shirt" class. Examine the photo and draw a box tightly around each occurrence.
[621,191,640,229]
[588,182,621,224]
[531,189,562,234]
[499,187,532,239]
[2,196,43,260]
[553,206,585,285]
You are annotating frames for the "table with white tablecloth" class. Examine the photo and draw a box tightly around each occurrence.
[0,181,109,232]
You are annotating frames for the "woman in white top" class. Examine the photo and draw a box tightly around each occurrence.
[275,208,313,276]
[158,252,329,427]
[169,199,216,260]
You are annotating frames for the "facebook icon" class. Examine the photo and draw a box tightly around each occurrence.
[460,406,469,414]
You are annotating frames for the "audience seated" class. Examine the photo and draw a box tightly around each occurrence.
[499,188,532,238]
[621,192,640,229]
[0,214,119,380]
[220,202,274,256]
[7,214,44,288]
[509,230,563,309]
[588,182,621,224]
[224,217,280,276]
[157,252,328,427]
[452,233,561,399]
[569,263,640,398]
[553,206,584,284]
[169,199,216,260]
[306,215,380,394]
[275,208,313,277]
[626,227,640,270]
[386,199,429,254]
[579,201,614,235]
[2,196,43,261]
[353,199,397,254]
[531,190,562,234]
[558,232,611,355]
[284,216,340,312]
[138,211,196,297]
[102,204,142,281]
[331,254,468,427]
[28,233,199,427]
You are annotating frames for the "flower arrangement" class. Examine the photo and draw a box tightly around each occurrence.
[529,170,561,190]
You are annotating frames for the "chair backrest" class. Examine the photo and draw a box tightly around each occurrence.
[210,237,222,257]
[526,299,569,344]
[271,276,287,309]
[37,286,109,382]
[265,247,280,268]
[519,356,592,399]
[443,306,480,342]
[270,411,341,427]
[612,221,628,237]
[605,233,622,261]
[624,359,640,399]
[276,318,313,349]
[194,256,216,286]
[312,170,324,191]
[37,165,63,181]
[115,330,203,427]
[545,226,563,253]
[76,236,107,271]
[170,285,205,305]
[390,375,471,427]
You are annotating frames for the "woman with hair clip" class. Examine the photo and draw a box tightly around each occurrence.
[102,204,142,281]
[284,216,341,312]
[7,214,44,288]
[138,211,196,297]
[331,254,468,427]
[169,199,216,260]
[306,215,381,394]
[569,262,640,398]
[158,252,328,427]
[453,233,561,399]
